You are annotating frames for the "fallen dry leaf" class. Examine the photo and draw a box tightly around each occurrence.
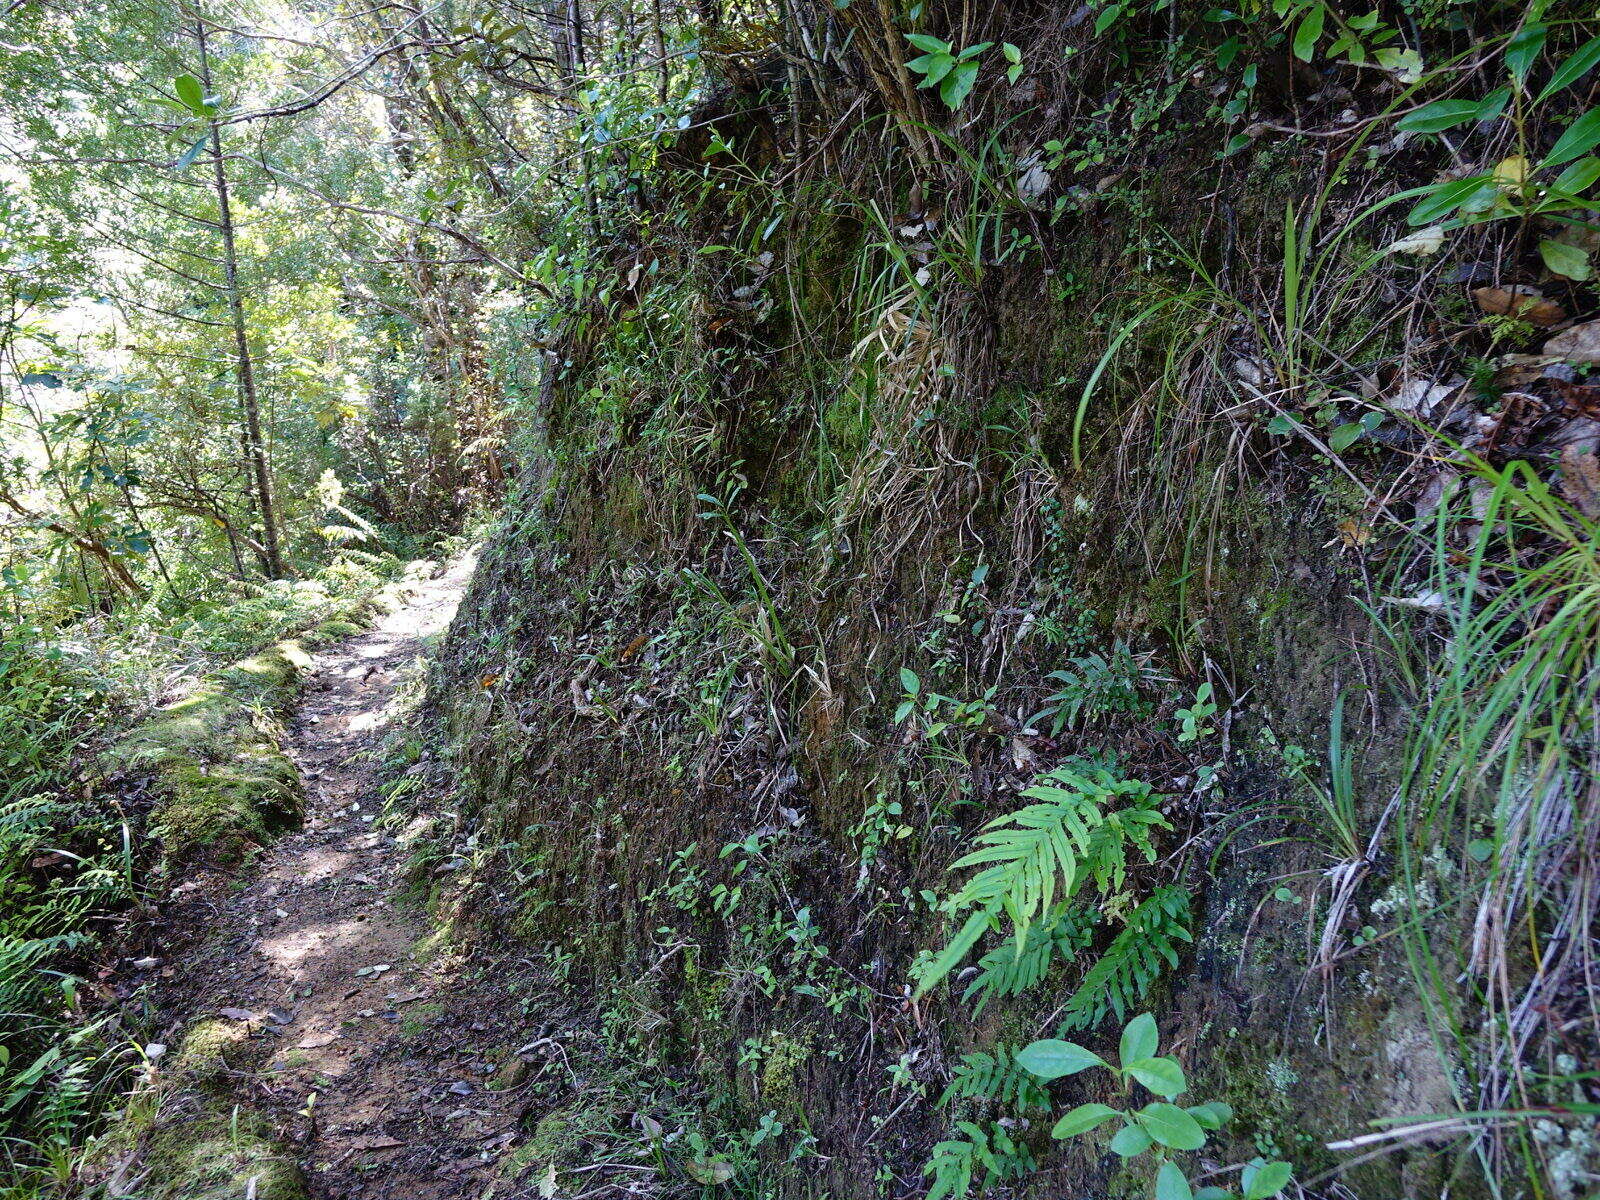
[1544,318,1600,364]
[1493,354,1549,390]
[1550,378,1600,420]
[1386,225,1446,256]
[219,1007,256,1022]
[348,1134,405,1151]
[1474,286,1566,327]
[296,1031,340,1049]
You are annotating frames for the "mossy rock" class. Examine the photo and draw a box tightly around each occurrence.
[105,641,310,868]
[306,617,364,644]
[148,744,301,866]
[169,1019,249,1086]
[141,1109,305,1200]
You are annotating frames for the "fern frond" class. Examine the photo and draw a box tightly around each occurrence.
[1058,885,1194,1032]
[917,760,1168,998]
[963,905,1095,1012]
[950,761,1165,932]
[924,1121,1035,1200]
[938,1045,1053,1111]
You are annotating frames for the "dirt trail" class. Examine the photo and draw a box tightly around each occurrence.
[158,557,529,1199]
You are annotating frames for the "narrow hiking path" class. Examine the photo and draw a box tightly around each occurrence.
[153,557,531,1199]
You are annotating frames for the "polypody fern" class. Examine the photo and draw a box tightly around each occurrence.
[915,759,1167,996]
[1058,884,1194,1032]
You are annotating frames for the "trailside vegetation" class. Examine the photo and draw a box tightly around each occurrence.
[1,1,1598,1198]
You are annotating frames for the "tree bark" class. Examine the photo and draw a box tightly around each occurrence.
[197,20,287,579]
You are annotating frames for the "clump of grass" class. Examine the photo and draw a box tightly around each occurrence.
[1375,458,1600,1183]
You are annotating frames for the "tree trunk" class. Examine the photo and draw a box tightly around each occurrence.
[197,21,287,579]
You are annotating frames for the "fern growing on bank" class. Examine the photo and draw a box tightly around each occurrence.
[1058,885,1194,1031]
[938,1045,1053,1112]
[915,758,1167,997]
[923,1121,1034,1200]
[962,905,1095,1012]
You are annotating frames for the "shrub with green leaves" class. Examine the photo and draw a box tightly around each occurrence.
[1393,26,1600,277]
[1019,1013,1293,1200]
[923,1120,1033,1200]
[902,35,1019,110]
[1028,640,1162,734]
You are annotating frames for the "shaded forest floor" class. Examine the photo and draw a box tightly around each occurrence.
[143,556,543,1199]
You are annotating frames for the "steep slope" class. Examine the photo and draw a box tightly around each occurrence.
[407,5,1600,1199]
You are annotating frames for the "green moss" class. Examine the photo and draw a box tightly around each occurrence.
[501,1107,583,1175]
[306,617,364,643]
[170,1019,248,1087]
[141,1110,305,1200]
[106,642,308,868]
[150,746,301,866]
[757,1032,810,1112]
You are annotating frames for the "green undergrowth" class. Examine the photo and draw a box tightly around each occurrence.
[76,1018,304,1200]
[0,554,427,1194]
[108,638,310,869]
[107,557,430,869]
[408,4,1600,1198]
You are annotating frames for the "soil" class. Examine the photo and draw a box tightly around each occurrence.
[149,558,537,1199]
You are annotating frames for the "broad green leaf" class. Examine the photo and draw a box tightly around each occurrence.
[1539,238,1591,281]
[173,73,206,115]
[1538,34,1600,103]
[1544,109,1600,169]
[1329,421,1365,453]
[1406,174,1495,226]
[1002,42,1021,63]
[1126,1056,1187,1098]
[1242,1160,1293,1200]
[1552,156,1600,196]
[914,53,956,87]
[1136,1102,1208,1150]
[1376,46,1424,81]
[1016,1038,1106,1081]
[905,33,950,54]
[940,60,980,109]
[1194,1189,1234,1200]
[1052,1102,1120,1138]
[175,135,209,171]
[1119,1012,1159,1066]
[1397,98,1484,134]
[1476,87,1512,123]
[1505,23,1546,84]
[1187,1100,1234,1129]
[1157,1163,1195,1200]
[1108,1122,1154,1157]
[899,667,921,696]
[1292,5,1324,62]
[956,41,993,61]
[912,907,990,996]
[1095,4,1124,35]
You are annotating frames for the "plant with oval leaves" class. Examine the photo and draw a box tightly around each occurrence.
[1391,28,1600,279]
[902,36,1021,111]
[1017,1013,1293,1200]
